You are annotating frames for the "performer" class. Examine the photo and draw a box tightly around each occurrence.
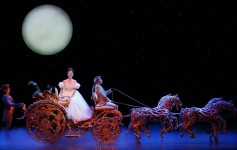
[92,76,117,109]
[58,67,92,123]
[1,84,23,130]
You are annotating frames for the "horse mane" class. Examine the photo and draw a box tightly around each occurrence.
[159,93,178,101]
[159,94,171,101]
[204,97,223,108]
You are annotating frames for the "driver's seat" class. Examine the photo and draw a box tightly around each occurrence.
[91,92,114,111]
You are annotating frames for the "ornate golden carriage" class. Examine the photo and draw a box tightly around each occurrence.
[22,86,123,144]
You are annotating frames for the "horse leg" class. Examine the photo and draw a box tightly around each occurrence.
[210,116,226,143]
[209,129,214,144]
[172,116,179,130]
[160,120,172,141]
[179,125,184,137]
[140,123,150,137]
[160,117,172,134]
[127,121,141,143]
[174,115,184,137]
[134,126,141,143]
[132,120,142,140]
[127,123,135,134]
[182,122,195,138]
[181,108,196,138]
[211,122,218,143]
[218,117,227,134]
[178,111,184,137]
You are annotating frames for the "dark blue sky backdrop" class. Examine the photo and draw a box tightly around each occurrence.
[1,1,237,116]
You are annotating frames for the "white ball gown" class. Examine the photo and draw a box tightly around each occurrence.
[59,80,92,123]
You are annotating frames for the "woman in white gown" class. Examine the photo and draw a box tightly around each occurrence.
[58,67,92,124]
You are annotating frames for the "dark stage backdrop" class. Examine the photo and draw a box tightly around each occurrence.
[1,1,237,127]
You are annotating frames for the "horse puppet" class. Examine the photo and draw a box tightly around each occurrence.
[128,94,182,143]
[180,97,236,143]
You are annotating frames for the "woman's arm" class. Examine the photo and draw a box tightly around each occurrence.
[71,88,76,97]
[71,80,79,97]
[73,80,80,89]
[58,81,65,97]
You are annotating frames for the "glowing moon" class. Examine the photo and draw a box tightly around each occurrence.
[22,4,73,55]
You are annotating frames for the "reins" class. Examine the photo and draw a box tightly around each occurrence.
[111,88,151,108]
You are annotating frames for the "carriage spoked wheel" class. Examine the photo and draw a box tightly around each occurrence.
[25,100,67,143]
[92,117,121,143]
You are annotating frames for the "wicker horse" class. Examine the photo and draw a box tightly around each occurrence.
[180,97,236,143]
[128,94,182,142]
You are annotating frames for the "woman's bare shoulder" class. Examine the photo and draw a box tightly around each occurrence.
[72,79,77,83]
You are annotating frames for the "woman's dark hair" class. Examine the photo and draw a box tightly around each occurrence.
[67,67,74,73]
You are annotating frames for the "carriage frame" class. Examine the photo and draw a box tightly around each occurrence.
[21,85,123,144]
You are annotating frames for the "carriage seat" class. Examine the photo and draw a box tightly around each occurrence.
[57,96,70,107]
[91,92,115,111]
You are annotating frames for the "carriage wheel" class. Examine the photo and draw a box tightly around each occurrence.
[25,101,66,143]
[92,117,121,143]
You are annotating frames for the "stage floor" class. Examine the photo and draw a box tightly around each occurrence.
[1,125,237,150]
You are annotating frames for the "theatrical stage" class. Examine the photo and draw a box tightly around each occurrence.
[1,124,237,150]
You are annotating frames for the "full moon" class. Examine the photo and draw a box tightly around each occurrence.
[22,4,73,55]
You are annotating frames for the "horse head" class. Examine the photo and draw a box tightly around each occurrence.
[208,99,236,114]
[171,94,182,111]
[158,94,182,112]
[226,100,236,114]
